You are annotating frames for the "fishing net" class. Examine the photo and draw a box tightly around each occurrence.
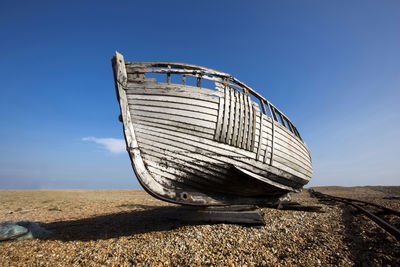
[0,221,51,241]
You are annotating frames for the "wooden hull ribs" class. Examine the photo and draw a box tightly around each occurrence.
[112,52,312,206]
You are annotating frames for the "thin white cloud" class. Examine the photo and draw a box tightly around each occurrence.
[82,136,126,154]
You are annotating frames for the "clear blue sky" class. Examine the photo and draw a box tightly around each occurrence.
[0,1,399,189]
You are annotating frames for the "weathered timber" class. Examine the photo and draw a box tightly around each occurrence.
[226,88,235,145]
[232,90,240,146]
[134,128,307,188]
[129,99,218,116]
[129,105,217,122]
[112,52,312,206]
[256,114,265,161]
[127,94,219,109]
[168,205,265,225]
[134,123,310,183]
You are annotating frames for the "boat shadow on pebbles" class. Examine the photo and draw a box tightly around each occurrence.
[40,205,264,242]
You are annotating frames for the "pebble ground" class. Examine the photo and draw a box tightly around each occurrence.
[0,187,399,266]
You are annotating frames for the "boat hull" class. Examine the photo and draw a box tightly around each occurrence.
[112,52,312,206]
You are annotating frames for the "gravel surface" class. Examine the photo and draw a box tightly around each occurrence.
[0,187,399,266]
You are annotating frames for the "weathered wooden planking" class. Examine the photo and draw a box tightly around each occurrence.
[143,156,234,189]
[214,98,224,141]
[142,153,226,186]
[250,142,312,176]
[129,105,217,123]
[275,127,310,158]
[126,61,305,148]
[272,159,312,179]
[269,150,312,175]
[256,114,265,161]
[262,117,310,159]
[270,133,311,161]
[261,114,310,159]
[138,137,223,167]
[127,82,223,98]
[136,131,307,187]
[232,90,240,146]
[127,94,219,110]
[131,114,215,135]
[145,163,205,189]
[139,142,229,176]
[273,120,308,149]
[267,145,312,175]
[264,127,272,163]
[141,138,270,184]
[273,141,312,167]
[247,96,253,151]
[235,166,297,192]
[173,206,265,225]
[258,132,311,170]
[257,128,311,165]
[134,123,257,159]
[142,140,248,184]
[226,88,235,145]
[127,69,226,85]
[113,52,176,199]
[126,89,219,104]
[258,134,311,168]
[273,134,310,163]
[140,161,186,187]
[260,114,300,143]
[272,150,313,175]
[258,149,272,163]
[274,127,310,159]
[273,146,312,170]
[168,73,223,86]
[243,94,249,149]
[130,110,216,129]
[220,86,230,142]
[116,54,313,206]
[129,99,218,116]
[143,156,236,192]
[126,68,226,83]
[251,104,257,152]
[136,126,252,166]
[237,92,245,149]
[128,63,310,165]
[125,61,231,79]
[132,118,214,140]
[265,117,309,155]
[134,126,310,183]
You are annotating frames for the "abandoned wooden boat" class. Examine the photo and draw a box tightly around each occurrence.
[112,52,312,206]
